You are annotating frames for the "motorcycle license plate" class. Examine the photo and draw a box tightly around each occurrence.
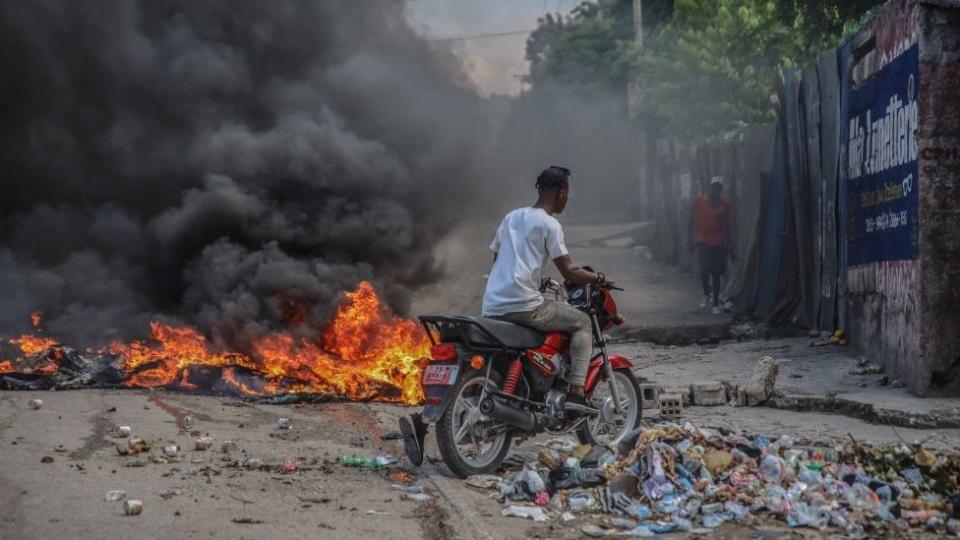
[423,364,459,386]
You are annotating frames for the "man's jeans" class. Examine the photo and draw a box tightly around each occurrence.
[499,300,592,386]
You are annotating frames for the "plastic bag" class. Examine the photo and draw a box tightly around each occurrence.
[500,468,546,501]
[786,502,830,529]
[502,505,547,522]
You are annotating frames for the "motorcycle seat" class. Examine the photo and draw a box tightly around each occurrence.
[453,316,546,350]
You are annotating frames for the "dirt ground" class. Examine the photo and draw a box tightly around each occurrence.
[1,387,954,540]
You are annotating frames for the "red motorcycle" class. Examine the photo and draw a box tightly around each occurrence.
[410,277,642,478]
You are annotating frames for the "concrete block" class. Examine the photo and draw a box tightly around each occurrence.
[662,386,691,406]
[690,381,727,406]
[639,383,661,411]
[658,393,684,419]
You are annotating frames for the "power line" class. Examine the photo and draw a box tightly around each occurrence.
[429,28,537,42]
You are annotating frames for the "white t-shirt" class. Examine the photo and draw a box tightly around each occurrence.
[481,207,568,316]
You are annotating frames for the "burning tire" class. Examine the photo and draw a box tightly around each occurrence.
[436,369,512,478]
[576,368,642,447]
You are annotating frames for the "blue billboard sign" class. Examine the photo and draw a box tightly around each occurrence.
[845,44,919,266]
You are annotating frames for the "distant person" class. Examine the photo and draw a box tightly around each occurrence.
[688,176,733,314]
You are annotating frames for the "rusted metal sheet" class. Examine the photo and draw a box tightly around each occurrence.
[783,69,813,326]
[754,121,787,317]
[817,50,841,331]
[802,63,823,328]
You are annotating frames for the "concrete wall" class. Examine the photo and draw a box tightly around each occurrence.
[845,1,924,392]
[847,0,960,395]
[917,0,960,394]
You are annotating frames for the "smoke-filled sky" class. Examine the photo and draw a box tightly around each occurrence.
[0,0,483,350]
[405,0,576,95]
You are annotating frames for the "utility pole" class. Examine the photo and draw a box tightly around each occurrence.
[630,0,648,219]
[633,0,643,47]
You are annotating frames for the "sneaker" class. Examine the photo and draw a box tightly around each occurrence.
[399,413,427,466]
[700,294,710,308]
[712,306,722,315]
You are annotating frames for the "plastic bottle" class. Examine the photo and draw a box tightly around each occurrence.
[338,455,380,468]
[760,454,786,485]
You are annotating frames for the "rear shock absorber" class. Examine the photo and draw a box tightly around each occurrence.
[502,357,522,395]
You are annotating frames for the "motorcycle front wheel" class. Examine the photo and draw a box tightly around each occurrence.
[436,369,512,478]
[576,368,643,447]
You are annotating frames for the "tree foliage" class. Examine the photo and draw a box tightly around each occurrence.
[525,0,882,143]
[525,0,636,91]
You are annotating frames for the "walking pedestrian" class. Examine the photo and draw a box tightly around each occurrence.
[688,176,734,314]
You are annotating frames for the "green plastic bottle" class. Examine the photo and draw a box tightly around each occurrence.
[338,455,380,468]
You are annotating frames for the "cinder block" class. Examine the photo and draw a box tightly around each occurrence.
[662,386,691,406]
[658,393,684,419]
[639,383,661,410]
[690,381,727,406]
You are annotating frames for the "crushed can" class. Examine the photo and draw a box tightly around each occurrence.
[28,399,43,409]
[123,500,144,515]
[277,417,291,430]
[114,426,131,438]
[105,490,126,502]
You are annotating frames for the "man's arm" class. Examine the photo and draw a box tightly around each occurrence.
[553,255,609,286]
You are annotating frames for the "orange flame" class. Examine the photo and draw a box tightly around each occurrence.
[10,335,59,357]
[2,283,430,402]
[0,282,431,403]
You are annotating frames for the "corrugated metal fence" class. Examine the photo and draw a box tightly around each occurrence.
[647,48,850,332]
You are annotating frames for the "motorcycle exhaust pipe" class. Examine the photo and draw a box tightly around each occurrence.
[479,396,542,431]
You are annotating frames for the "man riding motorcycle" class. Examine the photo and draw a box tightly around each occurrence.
[399,165,614,466]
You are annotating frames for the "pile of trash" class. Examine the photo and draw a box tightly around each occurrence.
[475,423,960,537]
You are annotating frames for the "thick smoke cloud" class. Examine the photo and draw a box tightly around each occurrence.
[0,0,480,348]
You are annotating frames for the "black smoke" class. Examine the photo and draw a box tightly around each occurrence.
[0,1,480,350]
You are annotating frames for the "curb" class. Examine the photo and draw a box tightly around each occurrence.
[764,393,960,429]
[613,320,733,346]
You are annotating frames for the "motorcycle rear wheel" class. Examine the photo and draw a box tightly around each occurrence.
[576,368,642,447]
[436,369,512,478]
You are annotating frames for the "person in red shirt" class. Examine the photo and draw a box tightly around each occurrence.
[688,176,734,314]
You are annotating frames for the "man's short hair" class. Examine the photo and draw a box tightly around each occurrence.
[536,166,571,191]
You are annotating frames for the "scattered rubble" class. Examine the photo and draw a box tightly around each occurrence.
[743,356,779,405]
[117,437,151,456]
[464,475,502,490]
[194,436,213,451]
